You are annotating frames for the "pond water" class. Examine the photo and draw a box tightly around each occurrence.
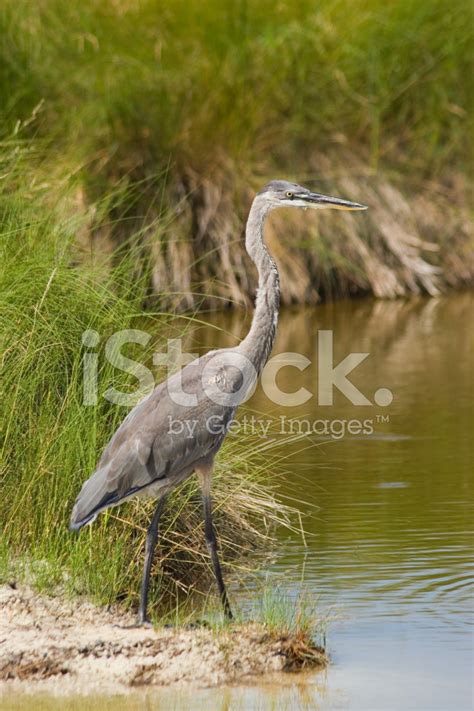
[187,291,473,710]
[3,293,473,710]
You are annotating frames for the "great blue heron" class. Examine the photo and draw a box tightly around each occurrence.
[70,180,367,624]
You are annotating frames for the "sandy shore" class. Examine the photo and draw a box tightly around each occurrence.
[0,584,326,696]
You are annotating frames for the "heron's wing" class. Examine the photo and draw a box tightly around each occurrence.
[70,350,244,529]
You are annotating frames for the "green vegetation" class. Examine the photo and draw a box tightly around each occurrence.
[0,0,472,304]
[1,0,470,171]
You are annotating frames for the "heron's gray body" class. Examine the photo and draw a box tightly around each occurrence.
[70,349,245,529]
[69,179,366,622]
[70,189,283,531]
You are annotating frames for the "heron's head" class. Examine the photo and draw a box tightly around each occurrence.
[258,180,367,211]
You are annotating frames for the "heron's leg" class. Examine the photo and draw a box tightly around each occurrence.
[138,495,167,625]
[196,463,233,620]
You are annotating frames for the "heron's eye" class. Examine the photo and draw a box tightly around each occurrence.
[286,191,293,199]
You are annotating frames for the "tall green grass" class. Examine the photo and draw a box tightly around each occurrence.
[1,0,470,175]
[0,0,471,308]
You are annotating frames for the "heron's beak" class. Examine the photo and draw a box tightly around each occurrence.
[300,191,368,211]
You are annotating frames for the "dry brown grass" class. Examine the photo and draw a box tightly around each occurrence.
[86,152,473,311]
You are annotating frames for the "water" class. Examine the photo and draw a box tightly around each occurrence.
[188,292,474,710]
[3,293,473,710]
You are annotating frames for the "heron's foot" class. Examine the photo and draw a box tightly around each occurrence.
[136,614,153,628]
[139,621,153,629]
[184,618,210,630]
[112,619,153,630]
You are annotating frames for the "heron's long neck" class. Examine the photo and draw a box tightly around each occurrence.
[238,198,280,374]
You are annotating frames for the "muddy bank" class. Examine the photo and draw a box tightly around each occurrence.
[0,585,326,696]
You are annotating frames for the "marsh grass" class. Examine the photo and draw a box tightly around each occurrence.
[0,0,471,307]
[1,0,470,171]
